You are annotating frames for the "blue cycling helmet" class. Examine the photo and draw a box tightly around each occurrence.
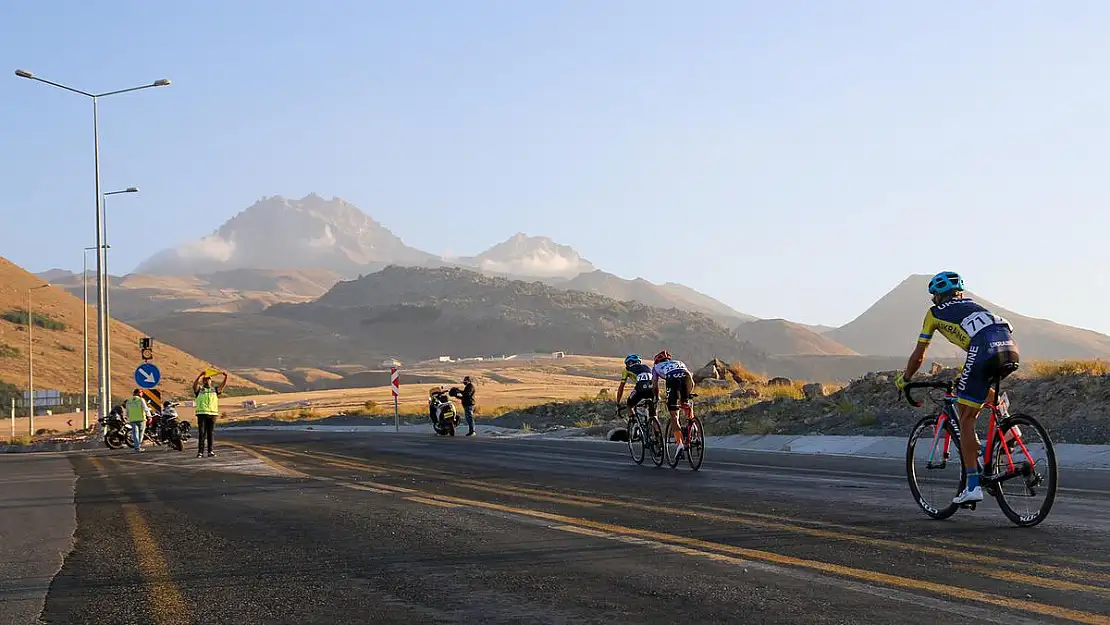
[624,354,641,367]
[928,271,964,295]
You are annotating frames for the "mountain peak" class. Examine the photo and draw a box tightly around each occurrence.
[459,233,596,279]
[136,195,433,277]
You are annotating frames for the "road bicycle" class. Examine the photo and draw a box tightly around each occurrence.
[663,393,703,471]
[618,399,665,467]
[903,369,1057,527]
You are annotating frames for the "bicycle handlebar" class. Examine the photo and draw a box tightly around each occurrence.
[902,380,954,408]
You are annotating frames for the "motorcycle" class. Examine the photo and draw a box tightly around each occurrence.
[428,389,460,436]
[99,405,130,450]
[144,401,192,451]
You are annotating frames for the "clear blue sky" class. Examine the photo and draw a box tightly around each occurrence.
[3,1,1108,333]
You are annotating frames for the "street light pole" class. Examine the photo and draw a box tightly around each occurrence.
[102,187,138,408]
[83,245,107,431]
[27,284,50,436]
[14,69,170,420]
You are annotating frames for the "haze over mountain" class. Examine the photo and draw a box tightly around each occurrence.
[44,268,341,321]
[734,319,858,356]
[827,275,1110,360]
[125,194,755,323]
[456,233,596,279]
[136,194,436,277]
[100,194,1110,370]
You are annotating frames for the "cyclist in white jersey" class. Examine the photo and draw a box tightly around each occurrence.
[651,350,694,459]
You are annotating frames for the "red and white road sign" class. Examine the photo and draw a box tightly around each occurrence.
[390,367,399,397]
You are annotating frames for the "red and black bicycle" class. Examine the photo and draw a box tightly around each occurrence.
[903,374,1058,527]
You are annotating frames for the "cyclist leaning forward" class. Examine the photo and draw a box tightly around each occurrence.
[894,271,1020,506]
[651,350,695,460]
[616,354,657,418]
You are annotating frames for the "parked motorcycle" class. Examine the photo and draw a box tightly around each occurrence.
[99,405,130,450]
[428,388,460,436]
[144,401,192,451]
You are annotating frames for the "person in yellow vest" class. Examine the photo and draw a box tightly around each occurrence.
[125,388,152,453]
[192,369,228,458]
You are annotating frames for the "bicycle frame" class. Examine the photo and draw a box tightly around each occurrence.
[922,391,1036,486]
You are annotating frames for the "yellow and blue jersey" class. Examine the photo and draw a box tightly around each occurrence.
[918,297,1013,352]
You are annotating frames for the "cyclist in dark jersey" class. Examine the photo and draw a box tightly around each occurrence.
[895,271,1020,505]
[616,354,656,418]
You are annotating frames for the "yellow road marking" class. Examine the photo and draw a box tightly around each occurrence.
[122,504,191,625]
[960,564,1110,600]
[414,491,1110,625]
[341,483,395,494]
[404,495,462,509]
[88,458,190,625]
[242,445,1110,595]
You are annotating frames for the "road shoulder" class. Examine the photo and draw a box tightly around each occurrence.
[0,454,77,625]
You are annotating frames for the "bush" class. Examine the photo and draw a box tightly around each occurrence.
[1,309,66,331]
[762,385,803,401]
[0,344,19,358]
[1028,360,1110,378]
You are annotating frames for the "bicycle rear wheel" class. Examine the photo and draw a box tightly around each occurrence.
[648,417,665,467]
[628,419,646,465]
[686,417,704,471]
[990,413,1057,527]
[906,414,964,520]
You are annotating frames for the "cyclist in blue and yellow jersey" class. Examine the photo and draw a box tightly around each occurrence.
[616,354,656,419]
[894,271,1020,505]
[651,350,694,459]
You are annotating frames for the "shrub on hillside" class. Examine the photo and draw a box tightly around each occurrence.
[1028,360,1110,378]
[2,309,66,331]
[0,343,19,358]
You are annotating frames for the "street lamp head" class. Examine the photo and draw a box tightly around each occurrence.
[15,69,34,79]
[125,187,139,193]
[153,79,171,87]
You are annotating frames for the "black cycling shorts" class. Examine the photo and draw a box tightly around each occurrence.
[626,383,655,415]
[664,372,693,410]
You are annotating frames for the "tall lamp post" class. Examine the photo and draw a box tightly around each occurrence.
[27,283,51,436]
[102,187,138,408]
[14,68,170,420]
[83,245,109,430]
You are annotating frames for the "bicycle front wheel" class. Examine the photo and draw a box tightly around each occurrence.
[906,415,964,520]
[991,413,1058,527]
[628,421,646,465]
[686,417,704,471]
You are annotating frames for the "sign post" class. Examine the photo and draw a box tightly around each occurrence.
[390,367,399,432]
[10,398,14,439]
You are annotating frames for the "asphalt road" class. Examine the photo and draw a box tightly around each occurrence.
[7,430,1110,624]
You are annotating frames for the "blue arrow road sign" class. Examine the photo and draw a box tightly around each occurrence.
[135,363,161,389]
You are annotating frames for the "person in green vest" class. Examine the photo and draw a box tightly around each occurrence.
[193,369,228,458]
[125,388,152,453]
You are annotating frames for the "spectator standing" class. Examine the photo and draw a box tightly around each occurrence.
[450,376,477,436]
[124,389,151,453]
[193,370,228,458]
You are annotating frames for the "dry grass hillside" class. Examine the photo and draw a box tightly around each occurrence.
[734,319,858,356]
[221,356,629,419]
[0,256,265,399]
